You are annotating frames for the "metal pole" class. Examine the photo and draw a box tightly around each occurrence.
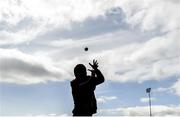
[148,92,152,117]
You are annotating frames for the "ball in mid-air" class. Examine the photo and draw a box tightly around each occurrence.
[84,47,88,51]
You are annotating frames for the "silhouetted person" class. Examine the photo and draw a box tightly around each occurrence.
[71,60,105,116]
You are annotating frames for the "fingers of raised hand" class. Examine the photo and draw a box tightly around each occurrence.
[93,60,95,65]
[89,63,93,67]
[92,59,97,64]
[88,69,93,72]
[90,59,99,69]
[93,59,96,63]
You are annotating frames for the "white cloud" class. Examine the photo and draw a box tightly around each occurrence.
[154,87,170,93]
[99,105,180,116]
[97,96,117,104]
[17,113,69,117]
[0,0,180,45]
[116,0,180,32]
[140,97,156,103]
[1,29,179,84]
[0,0,117,45]
[171,79,180,97]
[83,31,180,83]
[0,49,69,84]
[153,79,180,97]
[46,29,180,83]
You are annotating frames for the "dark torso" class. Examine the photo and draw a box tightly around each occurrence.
[71,76,97,116]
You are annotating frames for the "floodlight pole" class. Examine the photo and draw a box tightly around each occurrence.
[148,91,152,117]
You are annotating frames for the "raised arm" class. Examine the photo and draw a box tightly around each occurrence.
[89,60,105,85]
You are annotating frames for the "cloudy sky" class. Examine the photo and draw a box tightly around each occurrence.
[0,0,180,116]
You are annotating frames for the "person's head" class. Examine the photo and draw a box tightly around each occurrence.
[74,64,87,79]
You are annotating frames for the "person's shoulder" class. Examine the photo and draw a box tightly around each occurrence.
[70,79,77,86]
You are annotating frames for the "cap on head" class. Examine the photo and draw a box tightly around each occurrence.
[74,64,87,79]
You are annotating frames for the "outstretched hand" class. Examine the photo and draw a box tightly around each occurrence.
[89,59,98,70]
[88,60,98,76]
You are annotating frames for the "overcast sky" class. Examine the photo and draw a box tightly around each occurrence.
[0,0,180,116]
